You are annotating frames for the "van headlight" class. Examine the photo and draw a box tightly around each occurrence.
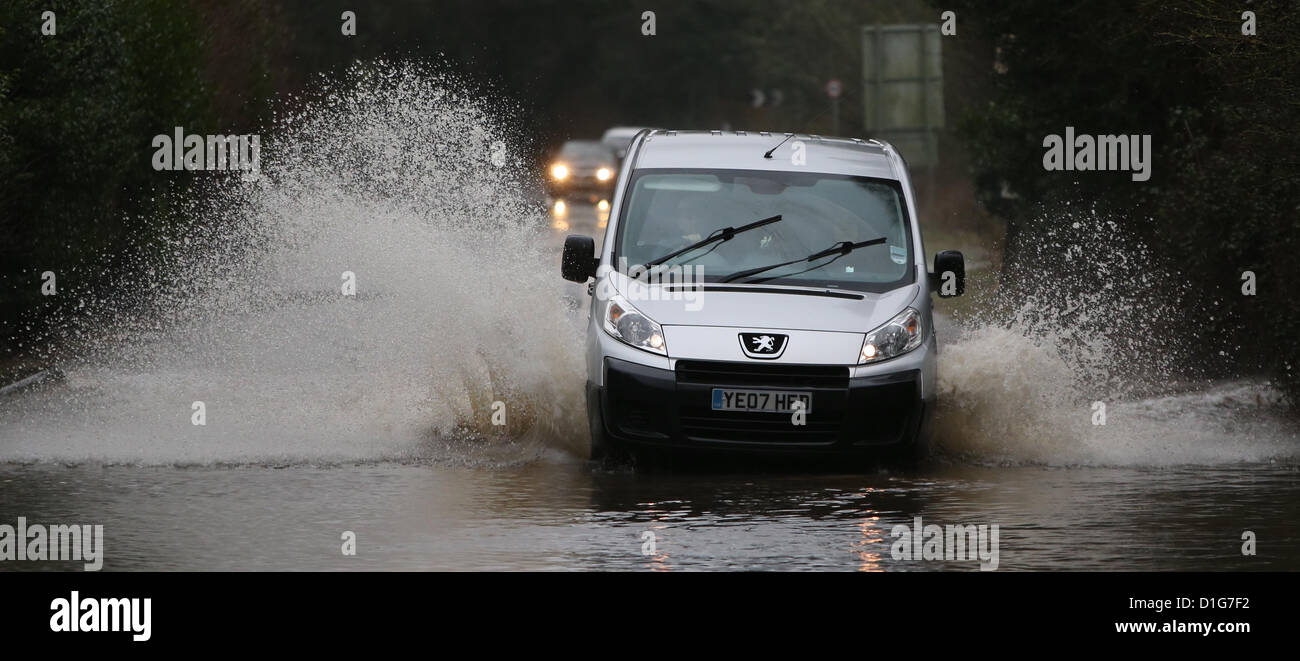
[859,307,923,364]
[602,295,667,355]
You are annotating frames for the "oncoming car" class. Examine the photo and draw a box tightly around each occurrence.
[560,129,965,463]
[547,139,618,199]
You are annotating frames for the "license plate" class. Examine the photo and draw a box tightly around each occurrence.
[711,388,812,414]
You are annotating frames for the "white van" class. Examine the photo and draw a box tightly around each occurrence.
[561,130,965,462]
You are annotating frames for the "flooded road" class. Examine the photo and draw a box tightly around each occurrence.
[2,460,1296,571]
[2,200,1296,572]
[2,67,1297,573]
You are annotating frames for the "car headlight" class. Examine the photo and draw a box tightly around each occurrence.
[602,295,667,355]
[551,163,569,180]
[859,307,923,364]
[596,167,612,181]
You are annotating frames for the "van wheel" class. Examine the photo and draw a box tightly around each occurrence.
[587,417,630,465]
[586,392,627,463]
[884,402,935,469]
[887,431,931,469]
[588,415,609,461]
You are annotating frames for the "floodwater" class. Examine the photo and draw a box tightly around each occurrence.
[1,458,1296,571]
[2,65,1297,571]
[1,200,1294,571]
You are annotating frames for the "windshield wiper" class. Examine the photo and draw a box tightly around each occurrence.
[639,214,784,275]
[718,237,887,284]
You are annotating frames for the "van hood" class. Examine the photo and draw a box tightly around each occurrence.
[608,273,920,333]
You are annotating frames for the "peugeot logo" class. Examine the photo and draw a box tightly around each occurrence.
[739,332,788,359]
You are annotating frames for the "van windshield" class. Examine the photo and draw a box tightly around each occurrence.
[615,169,914,291]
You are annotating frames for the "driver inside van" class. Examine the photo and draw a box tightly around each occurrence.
[637,192,779,267]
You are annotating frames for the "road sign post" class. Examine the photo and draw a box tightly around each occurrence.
[826,78,842,136]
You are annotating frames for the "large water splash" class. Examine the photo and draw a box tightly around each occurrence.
[933,208,1298,466]
[0,62,588,465]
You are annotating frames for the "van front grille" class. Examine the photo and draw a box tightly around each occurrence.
[674,360,849,389]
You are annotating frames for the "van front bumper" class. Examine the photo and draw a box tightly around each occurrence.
[588,356,932,455]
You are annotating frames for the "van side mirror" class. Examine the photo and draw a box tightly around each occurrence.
[561,235,598,282]
[932,250,965,297]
